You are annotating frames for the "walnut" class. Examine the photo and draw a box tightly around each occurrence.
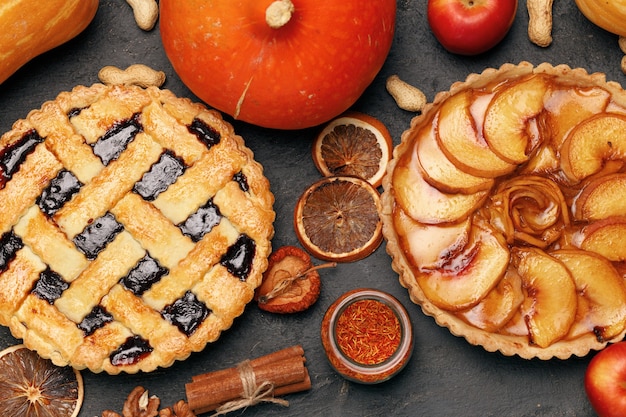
[158,400,197,417]
[102,386,160,417]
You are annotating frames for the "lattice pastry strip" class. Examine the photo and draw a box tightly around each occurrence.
[71,321,134,373]
[13,294,86,366]
[28,100,104,183]
[101,284,189,371]
[0,139,62,234]
[13,206,89,280]
[193,265,255,331]
[54,132,163,238]
[110,192,195,270]
[151,138,246,225]
[0,246,45,324]
[141,99,209,165]
[0,84,275,373]
[141,220,238,311]
[214,181,275,244]
[69,85,153,144]
[55,231,145,323]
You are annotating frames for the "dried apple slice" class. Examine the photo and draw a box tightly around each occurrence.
[551,249,626,342]
[415,220,509,311]
[578,217,626,261]
[483,75,548,164]
[417,114,494,194]
[513,247,577,348]
[574,173,626,221]
[436,90,516,178]
[393,206,471,271]
[392,145,488,224]
[458,268,524,333]
[255,246,324,314]
[560,113,626,182]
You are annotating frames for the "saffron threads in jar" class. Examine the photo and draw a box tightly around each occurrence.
[335,299,401,365]
[321,288,414,384]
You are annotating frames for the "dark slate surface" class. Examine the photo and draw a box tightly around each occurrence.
[0,1,622,416]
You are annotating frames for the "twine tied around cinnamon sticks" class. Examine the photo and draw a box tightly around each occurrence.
[185,345,311,415]
[210,360,288,416]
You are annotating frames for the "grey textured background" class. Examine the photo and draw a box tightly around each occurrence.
[1,1,623,416]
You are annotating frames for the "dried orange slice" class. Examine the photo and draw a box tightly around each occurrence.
[294,176,383,262]
[312,112,393,188]
[0,344,83,417]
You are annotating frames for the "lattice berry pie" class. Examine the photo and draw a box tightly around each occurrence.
[382,62,626,359]
[0,84,275,373]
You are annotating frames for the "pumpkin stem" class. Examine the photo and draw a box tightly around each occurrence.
[266,0,295,29]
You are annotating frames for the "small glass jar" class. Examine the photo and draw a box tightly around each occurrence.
[320,288,413,384]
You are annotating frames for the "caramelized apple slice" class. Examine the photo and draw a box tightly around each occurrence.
[512,247,577,348]
[543,86,610,148]
[574,173,626,221]
[416,220,509,311]
[551,249,626,342]
[483,75,549,164]
[393,206,471,270]
[417,113,494,194]
[436,90,516,178]
[392,143,488,224]
[520,145,559,175]
[458,268,524,333]
[578,217,626,261]
[560,113,626,182]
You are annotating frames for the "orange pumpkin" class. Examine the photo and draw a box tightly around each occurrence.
[574,0,626,37]
[159,0,396,130]
[0,0,99,85]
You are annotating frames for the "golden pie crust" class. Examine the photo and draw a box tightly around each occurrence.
[0,84,275,373]
[382,62,626,359]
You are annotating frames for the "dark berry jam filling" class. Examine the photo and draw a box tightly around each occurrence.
[179,199,222,242]
[220,234,256,281]
[162,291,210,336]
[0,129,44,186]
[73,213,123,260]
[110,335,153,366]
[121,255,168,296]
[32,268,69,304]
[133,151,185,201]
[92,114,142,165]
[78,305,113,336]
[37,170,83,216]
[0,232,23,272]
[233,171,249,193]
[67,107,86,119]
[188,118,221,150]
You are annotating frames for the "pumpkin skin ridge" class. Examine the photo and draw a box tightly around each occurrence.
[0,0,99,85]
[160,0,396,130]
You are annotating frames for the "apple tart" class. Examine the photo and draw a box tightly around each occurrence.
[382,62,626,359]
[0,83,275,373]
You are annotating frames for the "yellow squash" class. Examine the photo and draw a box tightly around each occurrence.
[0,0,99,85]
[575,0,626,37]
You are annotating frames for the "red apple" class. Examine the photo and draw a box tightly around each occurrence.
[427,0,518,55]
[585,341,626,417]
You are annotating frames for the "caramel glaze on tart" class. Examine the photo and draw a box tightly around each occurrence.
[0,84,275,373]
[382,62,626,360]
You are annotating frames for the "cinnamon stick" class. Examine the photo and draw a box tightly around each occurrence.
[185,345,309,414]
[194,367,312,415]
[191,345,304,383]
